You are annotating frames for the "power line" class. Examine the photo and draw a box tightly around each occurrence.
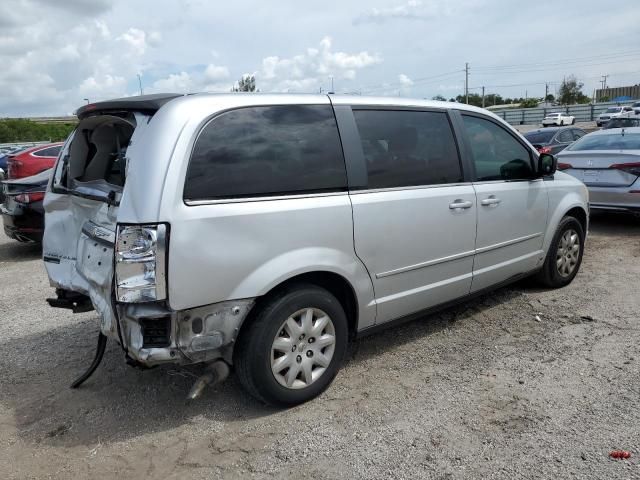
[474,49,640,71]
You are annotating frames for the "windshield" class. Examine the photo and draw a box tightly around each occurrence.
[567,133,640,151]
[524,131,555,144]
[547,113,560,117]
[604,107,622,113]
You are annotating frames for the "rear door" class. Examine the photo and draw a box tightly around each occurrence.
[456,112,548,292]
[335,106,477,323]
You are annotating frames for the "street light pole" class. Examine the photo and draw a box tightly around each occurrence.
[137,74,144,95]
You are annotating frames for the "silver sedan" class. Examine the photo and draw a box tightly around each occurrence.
[557,127,640,214]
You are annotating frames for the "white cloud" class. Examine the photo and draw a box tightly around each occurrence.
[117,28,149,56]
[204,64,230,81]
[354,0,435,25]
[259,36,381,92]
[398,74,413,86]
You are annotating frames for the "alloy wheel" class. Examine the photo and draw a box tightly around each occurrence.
[556,228,580,277]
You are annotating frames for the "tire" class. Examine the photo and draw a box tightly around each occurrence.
[571,118,576,125]
[536,216,584,288]
[560,120,564,126]
[234,284,348,407]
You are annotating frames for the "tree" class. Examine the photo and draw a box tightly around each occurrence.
[520,98,540,108]
[431,94,446,101]
[558,75,590,105]
[232,74,256,92]
[544,93,555,103]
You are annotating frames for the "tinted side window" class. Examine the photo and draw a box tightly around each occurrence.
[461,115,533,181]
[557,130,573,143]
[572,129,585,140]
[352,110,462,189]
[184,105,347,200]
[34,146,61,157]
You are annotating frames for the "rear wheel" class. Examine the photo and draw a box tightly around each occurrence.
[560,120,564,126]
[234,284,348,407]
[571,118,576,125]
[536,216,584,288]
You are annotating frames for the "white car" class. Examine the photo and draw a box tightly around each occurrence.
[631,101,640,116]
[542,112,575,126]
[596,106,635,127]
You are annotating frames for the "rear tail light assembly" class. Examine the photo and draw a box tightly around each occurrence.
[609,162,640,176]
[115,224,167,303]
[14,192,45,204]
[538,146,552,154]
[557,162,573,171]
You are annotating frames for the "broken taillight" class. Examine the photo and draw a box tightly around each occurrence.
[115,224,167,303]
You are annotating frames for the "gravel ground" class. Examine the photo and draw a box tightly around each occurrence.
[0,212,639,479]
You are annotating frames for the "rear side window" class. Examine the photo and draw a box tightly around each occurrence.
[572,129,586,140]
[352,110,462,189]
[461,115,533,181]
[556,130,573,143]
[33,145,61,157]
[184,105,347,200]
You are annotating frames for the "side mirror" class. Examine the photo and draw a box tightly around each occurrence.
[538,153,557,176]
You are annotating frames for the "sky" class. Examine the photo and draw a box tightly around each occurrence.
[1,0,639,116]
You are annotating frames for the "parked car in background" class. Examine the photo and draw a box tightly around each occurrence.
[557,127,640,214]
[631,101,640,115]
[596,106,635,127]
[1,168,50,243]
[542,112,575,126]
[603,117,640,129]
[6,143,62,180]
[42,93,588,406]
[524,127,586,155]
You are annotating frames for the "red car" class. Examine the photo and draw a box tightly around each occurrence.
[6,143,63,180]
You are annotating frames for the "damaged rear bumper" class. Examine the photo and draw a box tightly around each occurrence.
[118,298,255,366]
[49,288,255,367]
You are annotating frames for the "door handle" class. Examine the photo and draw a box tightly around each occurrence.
[481,196,501,206]
[449,199,473,210]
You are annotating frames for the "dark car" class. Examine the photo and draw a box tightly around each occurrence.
[1,168,50,243]
[603,117,640,129]
[523,127,587,155]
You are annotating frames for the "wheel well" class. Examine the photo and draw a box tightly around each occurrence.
[241,272,359,342]
[565,206,587,233]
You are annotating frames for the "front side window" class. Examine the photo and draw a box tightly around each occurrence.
[461,115,533,181]
[352,110,462,189]
[184,105,346,200]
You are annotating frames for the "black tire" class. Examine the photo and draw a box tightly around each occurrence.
[571,118,576,125]
[560,120,564,126]
[234,284,348,407]
[536,216,584,288]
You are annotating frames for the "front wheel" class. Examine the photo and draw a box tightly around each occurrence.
[536,216,584,288]
[234,284,348,407]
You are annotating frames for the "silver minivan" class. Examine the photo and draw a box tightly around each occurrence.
[43,93,589,406]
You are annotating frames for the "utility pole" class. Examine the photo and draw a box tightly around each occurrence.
[545,82,549,101]
[137,73,144,95]
[329,75,334,94]
[481,86,485,108]
[465,62,469,104]
[600,74,609,90]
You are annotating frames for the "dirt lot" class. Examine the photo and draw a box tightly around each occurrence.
[0,212,639,479]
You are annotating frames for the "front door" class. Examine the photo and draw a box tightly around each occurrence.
[459,113,548,292]
[342,107,477,323]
